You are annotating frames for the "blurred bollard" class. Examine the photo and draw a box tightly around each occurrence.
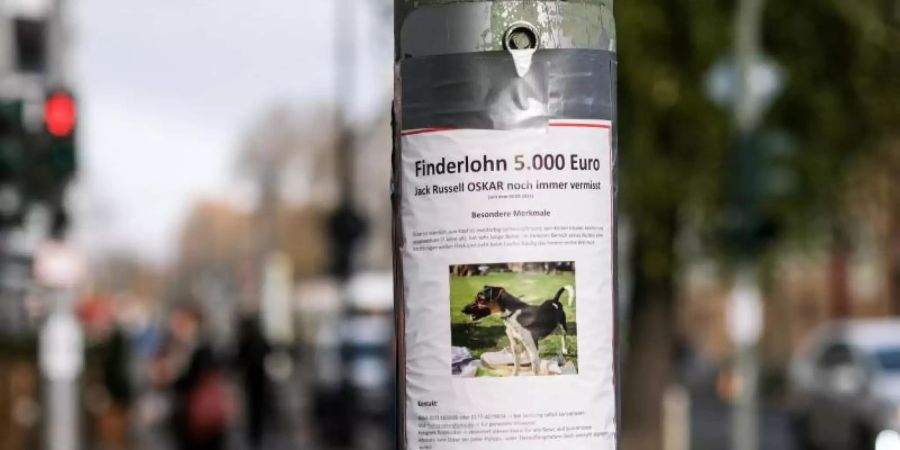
[663,384,691,450]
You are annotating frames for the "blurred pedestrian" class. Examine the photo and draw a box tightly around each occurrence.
[99,323,133,450]
[235,315,272,449]
[79,295,133,450]
[152,305,233,450]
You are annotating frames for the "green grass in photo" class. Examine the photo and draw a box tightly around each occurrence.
[450,270,577,361]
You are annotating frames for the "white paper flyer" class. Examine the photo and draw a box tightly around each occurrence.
[399,119,617,450]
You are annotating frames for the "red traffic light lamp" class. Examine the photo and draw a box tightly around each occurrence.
[43,90,78,180]
[44,91,76,137]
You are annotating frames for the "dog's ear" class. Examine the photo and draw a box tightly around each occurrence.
[484,286,504,299]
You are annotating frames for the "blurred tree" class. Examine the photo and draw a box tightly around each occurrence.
[765,0,900,319]
[170,102,394,316]
[616,1,731,447]
[616,0,900,447]
[234,104,394,274]
[233,104,338,312]
[235,104,339,250]
[848,140,900,314]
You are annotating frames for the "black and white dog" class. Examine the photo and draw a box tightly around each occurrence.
[461,285,575,375]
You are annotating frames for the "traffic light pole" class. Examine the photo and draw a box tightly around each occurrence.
[41,2,81,450]
[730,0,767,449]
[40,289,83,450]
[394,2,617,449]
[329,0,366,281]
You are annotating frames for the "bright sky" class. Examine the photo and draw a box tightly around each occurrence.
[70,0,392,263]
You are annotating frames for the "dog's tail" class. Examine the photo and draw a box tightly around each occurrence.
[553,285,575,307]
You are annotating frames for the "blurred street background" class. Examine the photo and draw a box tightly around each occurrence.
[0,0,897,450]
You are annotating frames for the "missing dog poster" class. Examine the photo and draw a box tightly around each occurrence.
[397,120,617,450]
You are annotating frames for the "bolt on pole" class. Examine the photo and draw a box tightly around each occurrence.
[393,1,618,449]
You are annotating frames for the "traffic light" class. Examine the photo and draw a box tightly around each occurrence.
[0,100,26,226]
[43,90,77,179]
[720,129,796,257]
[13,17,47,73]
[328,204,368,281]
[0,100,25,181]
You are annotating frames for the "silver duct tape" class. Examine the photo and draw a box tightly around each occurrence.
[396,1,616,57]
[399,49,616,131]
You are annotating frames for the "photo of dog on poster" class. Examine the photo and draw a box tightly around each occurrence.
[450,261,577,377]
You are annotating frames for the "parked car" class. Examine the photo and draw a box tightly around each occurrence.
[790,320,900,450]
